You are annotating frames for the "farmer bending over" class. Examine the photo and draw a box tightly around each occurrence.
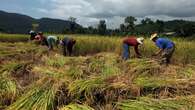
[122,36,144,60]
[60,37,76,56]
[47,36,59,51]
[150,33,175,65]
[35,32,48,45]
[29,30,37,40]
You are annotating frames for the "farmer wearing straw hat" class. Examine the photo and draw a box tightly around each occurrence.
[34,32,48,45]
[150,33,175,65]
[60,37,76,56]
[47,35,59,51]
[29,30,37,40]
[122,37,144,60]
[35,32,44,42]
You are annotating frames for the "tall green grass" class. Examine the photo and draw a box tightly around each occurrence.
[1,34,194,64]
[0,34,28,42]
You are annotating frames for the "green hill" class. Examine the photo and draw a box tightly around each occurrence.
[0,10,82,34]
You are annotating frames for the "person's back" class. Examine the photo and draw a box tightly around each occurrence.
[35,35,42,41]
[29,30,37,40]
[61,37,76,56]
[155,38,174,49]
[150,33,175,65]
[34,32,47,45]
[47,36,59,50]
[62,37,71,46]
[123,37,139,46]
[48,36,57,41]
[122,36,144,60]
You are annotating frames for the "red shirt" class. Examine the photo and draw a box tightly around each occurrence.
[123,37,139,46]
[123,37,140,56]
[35,35,44,41]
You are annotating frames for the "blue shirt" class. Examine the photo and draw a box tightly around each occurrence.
[155,38,174,49]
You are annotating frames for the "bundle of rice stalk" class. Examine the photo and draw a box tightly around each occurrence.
[59,104,94,110]
[127,58,160,74]
[87,53,121,77]
[43,55,67,68]
[67,66,84,79]
[0,62,23,73]
[117,97,193,110]
[101,53,121,77]
[7,77,62,110]
[32,66,70,80]
[68,77,106,99]
[0,73,17,105]
[101,65,121,78]
[134,76,167,88]
[88,57,105,74]
[177,65,195,78]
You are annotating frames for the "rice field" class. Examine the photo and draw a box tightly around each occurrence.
[0,34,195,110]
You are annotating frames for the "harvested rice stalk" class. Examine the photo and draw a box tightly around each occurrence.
[0,72,17,106]
[117,97,193,110]
[0,61,33,77]
[68,77,106,102]
[43,55,67,68]
[135,77,167,88]
[67,66,84,79]
[32,66,68,79]
[7,77,62,110]
[127,58,160,74]
[59,104,94,110]
[87,53,121,77]
[177,65,195,78]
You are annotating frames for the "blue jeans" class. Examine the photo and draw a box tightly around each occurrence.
[122,43,130,60]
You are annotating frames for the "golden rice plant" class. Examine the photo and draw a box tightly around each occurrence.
[7,77,62,110]
[177,65,195,78]
[59,104,94,110]
[1,34,195,64]
[0,34,28,42]
[126,58,161,75]
[68,77,105,97]
[117,97,194,110]
[0,72,17,106]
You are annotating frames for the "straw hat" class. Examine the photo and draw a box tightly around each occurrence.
[29,30,35,34]
[137,37,144,44]
[150,33,158,40]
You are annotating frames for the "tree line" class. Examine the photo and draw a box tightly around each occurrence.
[0,10,194,37]
[67,16,195,37]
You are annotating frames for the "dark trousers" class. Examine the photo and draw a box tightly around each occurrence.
[161,45,175,64]
[63,45,73,56]
[122,43,130,60]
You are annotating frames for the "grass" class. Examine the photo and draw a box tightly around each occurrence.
[177,65,195,78]
[7,77,61,110]
[68,77,105,97]
[0,72,17,107]
[59,104,94,110]
[117,97,194,110]
[0,34,195,110]
[0,34,28,42]
[1,34,195,64]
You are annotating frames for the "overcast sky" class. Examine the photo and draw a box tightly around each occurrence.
[1,0,195,28]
